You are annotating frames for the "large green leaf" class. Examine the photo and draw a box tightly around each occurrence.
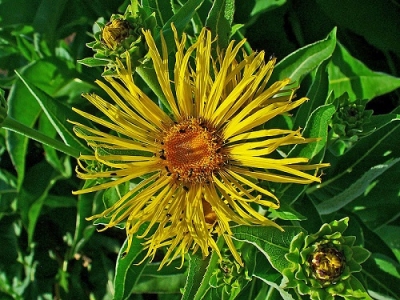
[271,27,337,84]
[6,69,41,190]
[250,0,287,17]
[205,0,235,49]
[310,118,400,226]
[317,0,400,56]
[181,253,212,300]
[147,0,174,26]
[363,255,400,300]
[245,247,294,300]
[316,158,400,215]
[131,260,186,294]
[38,113,71,177]
[157,0,205,51]
[290,103,335,161]
[16,72,90,156]
[345,161,400,231]
[328,43,400,101]
[375,225,400,263]
[232,225,305,273]
[294,60,330,129]
[113,225,151,300]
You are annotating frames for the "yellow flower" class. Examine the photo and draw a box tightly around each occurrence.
[70,26,328,268]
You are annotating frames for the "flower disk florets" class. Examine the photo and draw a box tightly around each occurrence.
[309,242,345,284]
[160,118,226,183]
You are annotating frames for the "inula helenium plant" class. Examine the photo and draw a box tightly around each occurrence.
[1,0,399,299]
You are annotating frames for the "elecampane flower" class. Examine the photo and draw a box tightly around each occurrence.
[71,26,327,268]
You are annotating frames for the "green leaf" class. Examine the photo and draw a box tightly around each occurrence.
[268,201,306,221]
[250,0,287,17]
[290,103,335,161]
[32,0,68,50]
[67,180,100,259]
[6,69,42,190]
[328,43,400,101]
[18,160,65,245]
[133,275,186,294]
[181,253,211,300]
[157,0,205,52]
[271,27,337,84]
[316,158,400,215]
[148,0,174,26]
[113,225,151,300]
[16,72,90,155]
[294,60,330,129]
[247,249,294,300]
[375,225,400,263]
[310,118,400,227]
[363,113,400,134]
[0,216,19,277]
[38,113,71,177]
[77,57,109,67]
[363,255,400,300]
[130,259,186,294]
[345,160,400,231]
[205,0,235,50]
[316,0,400,56]
[232,225,305,273]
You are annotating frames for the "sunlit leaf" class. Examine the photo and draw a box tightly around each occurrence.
[114,225,152,300]
[181,253,212,300]
[16,72,90,156]
[232,225,305,273]
[328,43,400,101]
[157,0,205,51]
[205,0,235,49]
[271,27,337,84]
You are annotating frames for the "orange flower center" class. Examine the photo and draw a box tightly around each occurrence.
[161,118,226,183]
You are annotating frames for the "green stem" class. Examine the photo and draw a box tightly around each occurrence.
[2,117,80,158]
[136,65,172,112]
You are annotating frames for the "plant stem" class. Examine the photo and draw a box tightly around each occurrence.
[2,117,80,158]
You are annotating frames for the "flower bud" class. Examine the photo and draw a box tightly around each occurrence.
[78,1,156,75]
[282,218,372,299]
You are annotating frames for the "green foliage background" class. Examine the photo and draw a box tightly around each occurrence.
[0,0,399,299]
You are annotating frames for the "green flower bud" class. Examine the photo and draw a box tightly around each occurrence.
[210,247,251,298]
[282,218,372,300]
[78,0,156,75]
[332,93,373,139]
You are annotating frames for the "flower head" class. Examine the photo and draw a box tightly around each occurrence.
[71,26,328,268]
[282,218,371,299]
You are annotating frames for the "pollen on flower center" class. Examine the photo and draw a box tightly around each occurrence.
[160,118,226,182]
